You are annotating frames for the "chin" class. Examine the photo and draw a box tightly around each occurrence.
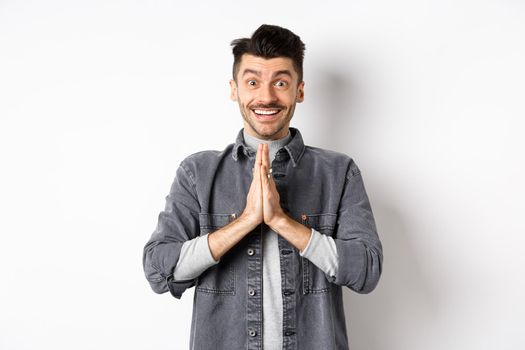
[257,126,287,139]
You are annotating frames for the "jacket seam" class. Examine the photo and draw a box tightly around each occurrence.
[180,162,197,190]
[345,170,361,181]
[144,260,167,283]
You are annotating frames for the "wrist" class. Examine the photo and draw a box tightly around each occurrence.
[239,211,262,231]
[267,211,289,233]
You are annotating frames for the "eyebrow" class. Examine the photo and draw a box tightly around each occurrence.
[241,69,293,79]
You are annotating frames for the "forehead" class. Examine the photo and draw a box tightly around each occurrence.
[237,54,297,79]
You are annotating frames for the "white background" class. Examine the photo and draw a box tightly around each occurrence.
[1,1,524,349]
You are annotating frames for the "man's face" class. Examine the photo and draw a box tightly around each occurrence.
[229,54,305,140]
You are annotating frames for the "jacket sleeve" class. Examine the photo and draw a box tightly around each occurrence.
[330,159,383,294]
[142,161,201,299]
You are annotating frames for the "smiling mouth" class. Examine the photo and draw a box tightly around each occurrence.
[252,109,281,116]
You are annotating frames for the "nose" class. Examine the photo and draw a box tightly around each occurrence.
[257,83,277,104]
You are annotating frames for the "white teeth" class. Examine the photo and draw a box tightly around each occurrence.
[254,109,279,115]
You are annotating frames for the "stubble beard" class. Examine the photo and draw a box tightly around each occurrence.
[238,101,296,140]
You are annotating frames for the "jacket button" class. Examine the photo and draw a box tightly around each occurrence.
[281,249,292,255]
[247,248,255,256]
[248,329,257,337]
[283,290,295,296]
[284,330,295,336]
[248,288,256,296]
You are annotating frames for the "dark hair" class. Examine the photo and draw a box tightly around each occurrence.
[230,24,306,83]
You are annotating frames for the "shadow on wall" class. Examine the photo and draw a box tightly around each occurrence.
[314,68,439,349]
[343,203,438,349]
[305,63,364,153]
[311,70,350,151]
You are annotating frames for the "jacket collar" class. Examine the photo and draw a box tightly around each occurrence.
[232,127,306,167]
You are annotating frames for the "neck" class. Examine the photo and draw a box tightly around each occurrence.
[243,128,292,163]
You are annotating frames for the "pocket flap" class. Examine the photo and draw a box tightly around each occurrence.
[199,212,238,230]
[302,213,337,230]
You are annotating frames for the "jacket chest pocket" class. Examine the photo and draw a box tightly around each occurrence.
[195,213,238,295]
[300,213,337,294]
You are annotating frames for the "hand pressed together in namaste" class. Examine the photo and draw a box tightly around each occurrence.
[244,143,286,230]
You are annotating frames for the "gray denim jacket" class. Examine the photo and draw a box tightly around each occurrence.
[143,127,383,350]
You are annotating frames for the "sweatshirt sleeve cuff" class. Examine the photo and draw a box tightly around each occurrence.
[299,228,339,280]
[173,233,220,281]
[299,228,315,256]
[206,233,220,263]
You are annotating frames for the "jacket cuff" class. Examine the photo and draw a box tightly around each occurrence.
[332,239,382,293]
[166,275,195,299]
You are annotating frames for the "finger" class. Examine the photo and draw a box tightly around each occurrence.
[253,147,261,171]
[260,163,269,190]
[265,144,273,185]
[254,166,261,184]
[265,144,270,169]
[261,143,268,169]
[263,161,277,191]
[253,144,261,176]
[269,171,277,190]
[255,144,262,167]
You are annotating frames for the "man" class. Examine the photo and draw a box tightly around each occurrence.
[143,24,383,350]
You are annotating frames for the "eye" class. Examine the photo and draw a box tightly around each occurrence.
[274,80,288,87]
[247,80,257,86]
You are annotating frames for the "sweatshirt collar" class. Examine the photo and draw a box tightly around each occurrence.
[232,127,306,167]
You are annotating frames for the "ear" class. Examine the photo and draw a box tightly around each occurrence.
[229,79,238,101]
[296,81,305,103]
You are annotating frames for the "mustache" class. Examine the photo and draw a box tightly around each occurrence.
[249,103,285,110]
